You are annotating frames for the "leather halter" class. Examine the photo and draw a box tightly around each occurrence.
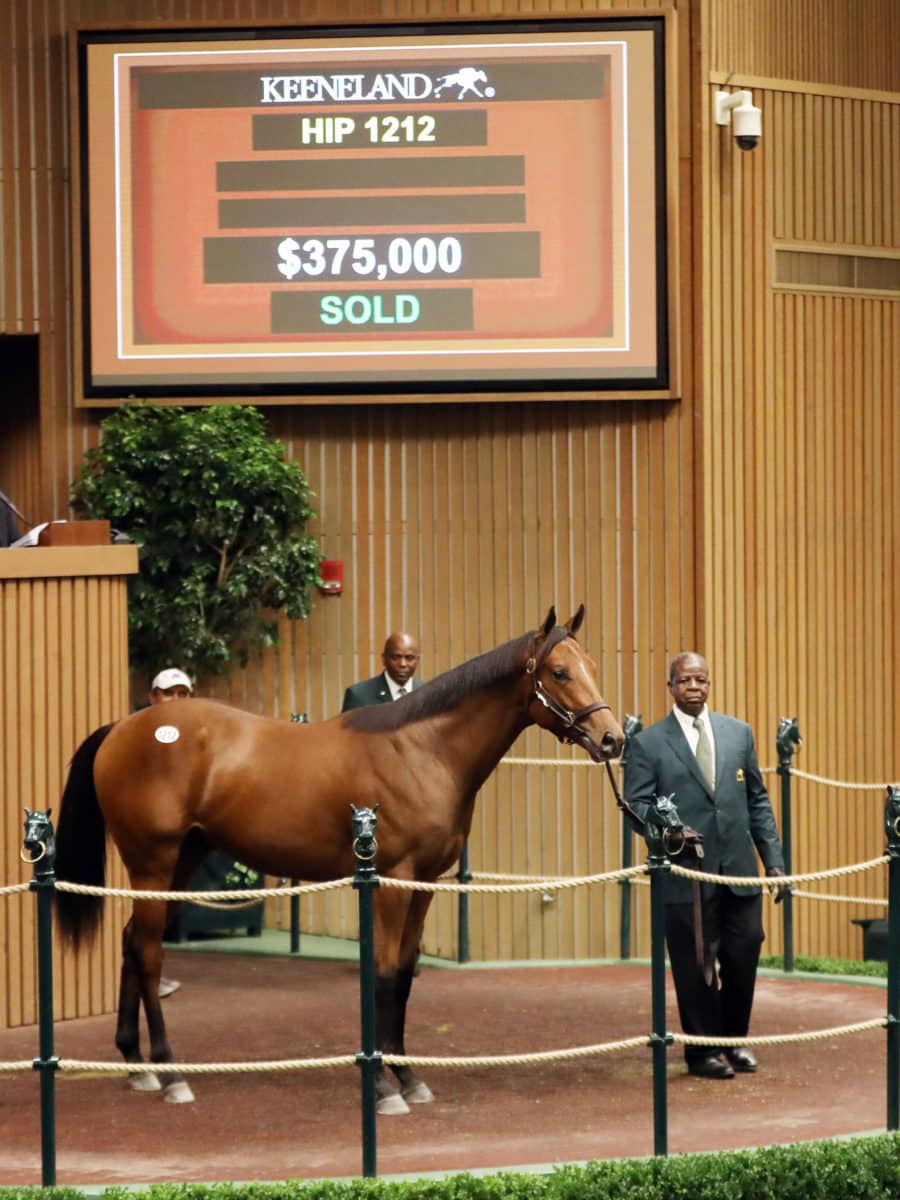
[525,625,612,756]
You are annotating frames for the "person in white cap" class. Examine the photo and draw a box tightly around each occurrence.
[148,666,194,996]
[149,667,193,704]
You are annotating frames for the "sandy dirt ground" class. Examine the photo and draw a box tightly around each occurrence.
[0,954,888,1187]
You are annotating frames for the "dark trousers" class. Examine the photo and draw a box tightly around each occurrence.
[665,888,765,1064]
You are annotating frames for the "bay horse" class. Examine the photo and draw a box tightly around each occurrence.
[54,606,623,1111]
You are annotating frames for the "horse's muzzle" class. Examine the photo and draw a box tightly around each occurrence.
[569,725,624,762]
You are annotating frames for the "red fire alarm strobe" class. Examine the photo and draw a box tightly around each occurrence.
[319,560,343,595]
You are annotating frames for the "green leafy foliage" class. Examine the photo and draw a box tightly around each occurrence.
[759,954,888,979]
[5,1135,900,1200]
[71,404,321,678]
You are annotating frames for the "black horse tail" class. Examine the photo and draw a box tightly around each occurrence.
[55,723,114,949]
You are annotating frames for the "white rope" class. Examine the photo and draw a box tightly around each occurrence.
[56,1055,356,1075]
[55,878,353,902]
[0,1015,884,1079]
[42,856,890,901]
[382,1037,650,1068]
[789,767,899,790]
[186,896,265,912]
[379,864,648,895]
[0,1014,886,1078]
[676,1019,885,1048]
[0,882,31,897]
[792,888,887,908]
[671,855,889,887]
[499,756,613,768]
[498,755,899,789]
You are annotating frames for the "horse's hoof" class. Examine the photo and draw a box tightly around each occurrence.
[163,1080,195,1104]
[376,1092,410,1116]
[128,1071,162,1092]
[402,1081,434,1104]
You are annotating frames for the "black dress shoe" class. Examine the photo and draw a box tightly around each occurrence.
[688,1054,735,1079]
[725,1047,759,1073]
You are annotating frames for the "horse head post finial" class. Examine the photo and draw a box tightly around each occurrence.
[350,805,379,873]
[776,717,802,772]
[884,787,900,857]
[21,808,57,880]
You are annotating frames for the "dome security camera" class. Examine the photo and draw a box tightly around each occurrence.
[714,89,762,152]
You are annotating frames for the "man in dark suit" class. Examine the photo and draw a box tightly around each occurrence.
[624,651,787,1080]
[341,631,424,711]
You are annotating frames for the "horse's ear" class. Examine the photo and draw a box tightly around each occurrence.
[566,605,585,635]
[541,607,557,636]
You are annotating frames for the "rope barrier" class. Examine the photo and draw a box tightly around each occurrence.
[186,896,266,912]
[0,882,31,897]
[792,888,888,908]
[40,855,889,903]
[498,756,899,789]
[670,855,889,888]
[0,1015,885,1079]
[790,767,900,790]
[380,865,648,894]
[55,877,353,902]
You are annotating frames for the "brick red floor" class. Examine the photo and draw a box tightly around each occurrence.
[0,955,888,1186]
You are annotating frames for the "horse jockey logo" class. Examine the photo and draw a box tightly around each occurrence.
[433,67,495,101]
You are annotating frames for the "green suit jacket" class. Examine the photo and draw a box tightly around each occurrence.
[623,710,784,903]
[341,673,424,712]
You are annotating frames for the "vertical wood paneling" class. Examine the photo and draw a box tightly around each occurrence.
[710,0,899,93]
[701,11,900,958]
[0,554,134,1030]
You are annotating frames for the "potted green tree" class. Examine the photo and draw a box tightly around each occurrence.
[71,403,322,937]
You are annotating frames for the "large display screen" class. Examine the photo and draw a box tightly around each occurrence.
[75,20,670,402]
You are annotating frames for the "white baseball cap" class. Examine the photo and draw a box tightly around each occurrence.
[151,668,193,693]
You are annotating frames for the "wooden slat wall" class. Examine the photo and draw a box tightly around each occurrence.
[701,2,900,959]
[0,553,133,1031]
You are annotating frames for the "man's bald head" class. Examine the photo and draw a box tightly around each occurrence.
[382,632,420,686]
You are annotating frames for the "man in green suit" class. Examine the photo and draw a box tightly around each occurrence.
[341,631,424,710]
[624,652,787,1080]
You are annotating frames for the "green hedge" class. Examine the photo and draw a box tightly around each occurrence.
[4,1134,900,1200]
[759,954,888,979]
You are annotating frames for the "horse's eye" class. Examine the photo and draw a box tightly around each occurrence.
[552,669,569,682]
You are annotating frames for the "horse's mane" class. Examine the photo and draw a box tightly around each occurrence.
[343,631,534,732]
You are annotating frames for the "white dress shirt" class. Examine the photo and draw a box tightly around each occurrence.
[385,673,410,701]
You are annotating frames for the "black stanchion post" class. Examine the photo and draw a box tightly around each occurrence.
[288,884,300,955]
[22,809,59,1188]
[643,793,680,1158]
[618,715,642,961]
[776,717,801,972]
[351,805,381,1179]
[289,713,310,955]
[456,843,472,964]
[884,786,900,1131]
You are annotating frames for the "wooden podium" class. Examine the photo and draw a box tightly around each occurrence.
[0,542,138,1030]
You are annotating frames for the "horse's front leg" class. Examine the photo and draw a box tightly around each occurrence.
[374,886,435,1113]
[128,892,195,1103]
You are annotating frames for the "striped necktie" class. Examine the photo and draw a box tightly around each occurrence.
[693,717,714,789]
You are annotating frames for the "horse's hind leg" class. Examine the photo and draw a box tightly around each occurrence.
[122,890,195,1103]
[116,917,161,1092]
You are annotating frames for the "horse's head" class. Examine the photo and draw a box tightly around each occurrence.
[526,606,624,762]
[22,807,55,866]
